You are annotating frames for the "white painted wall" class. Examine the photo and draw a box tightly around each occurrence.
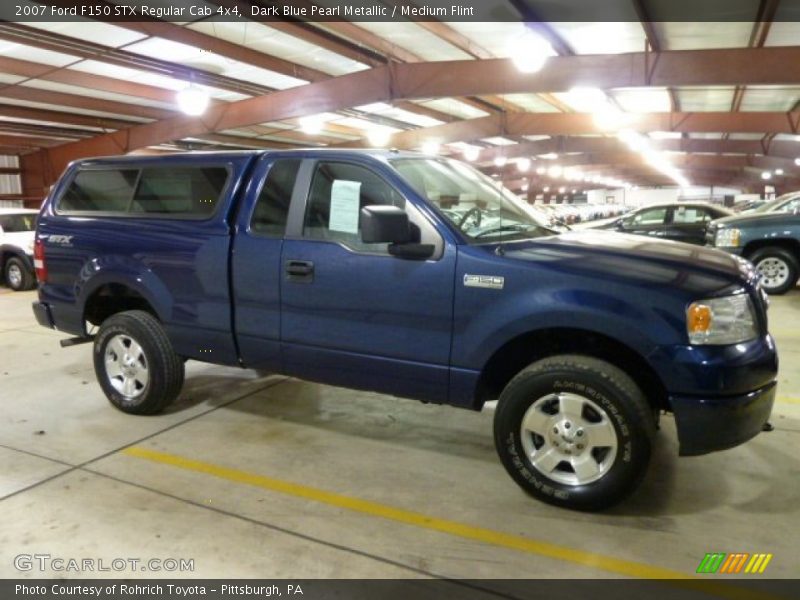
[587,185,742,207]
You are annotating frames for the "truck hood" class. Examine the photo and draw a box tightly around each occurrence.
[493,230,752,297]
[710,211,797,228]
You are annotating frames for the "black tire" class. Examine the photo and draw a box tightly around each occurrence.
[4,256,35,291]
[494,354,655,511]
[748,247,799,295]
[93,310,184,415]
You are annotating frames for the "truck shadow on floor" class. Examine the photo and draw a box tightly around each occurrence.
[182,375,751,517]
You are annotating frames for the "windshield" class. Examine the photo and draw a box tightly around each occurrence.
[391,158,555,243]
[752,193,800,213]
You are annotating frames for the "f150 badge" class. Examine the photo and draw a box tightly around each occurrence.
[464,274,505,290]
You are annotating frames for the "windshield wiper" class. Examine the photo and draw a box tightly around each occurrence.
[474,224,536,239]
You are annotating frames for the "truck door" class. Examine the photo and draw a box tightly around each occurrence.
[279,158,456,403]
[232,155,303,370]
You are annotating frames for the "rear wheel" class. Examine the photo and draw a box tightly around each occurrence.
[749,247,799,295]
[494,354,655,511]
[5,256,35,291]
[93,310,184,415]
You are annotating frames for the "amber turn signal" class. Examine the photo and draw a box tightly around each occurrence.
[687,303,712,334]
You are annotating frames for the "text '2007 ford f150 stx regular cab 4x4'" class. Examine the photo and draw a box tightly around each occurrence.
[32,150,777,511]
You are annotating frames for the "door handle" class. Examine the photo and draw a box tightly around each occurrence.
[285,259,314,282]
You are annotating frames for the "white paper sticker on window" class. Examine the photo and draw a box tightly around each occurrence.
[329,179,361,234]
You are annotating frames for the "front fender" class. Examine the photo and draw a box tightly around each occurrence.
[452,286,683,370]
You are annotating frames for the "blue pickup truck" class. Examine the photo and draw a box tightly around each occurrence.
[32,150,777,510]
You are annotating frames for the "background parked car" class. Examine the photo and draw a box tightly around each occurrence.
[0,208,38,291]
[596,202,733,245]
[707,205,800,294]
[742,192,800,215]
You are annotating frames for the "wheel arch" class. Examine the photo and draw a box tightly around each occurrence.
[476,327,669,413]
[743,238,800,264]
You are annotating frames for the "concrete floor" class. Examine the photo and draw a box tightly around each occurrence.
[1,284,798,580]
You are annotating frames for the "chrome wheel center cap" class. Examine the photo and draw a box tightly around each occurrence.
[549,420,586,456]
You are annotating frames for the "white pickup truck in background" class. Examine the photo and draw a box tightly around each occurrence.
[0,208,38,291]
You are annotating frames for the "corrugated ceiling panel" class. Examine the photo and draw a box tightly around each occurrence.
[653,22,753,50]
[549,22,646,54]
[24,21,148,47]
[355,22,472,61]
[676,87,736,111]
[739,86,800,112]
[187,22,369,76]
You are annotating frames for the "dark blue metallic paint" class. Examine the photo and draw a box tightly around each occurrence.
[33,150,778,456]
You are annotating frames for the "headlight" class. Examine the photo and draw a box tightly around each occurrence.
[715,227,740,248]
[686,294,757,345]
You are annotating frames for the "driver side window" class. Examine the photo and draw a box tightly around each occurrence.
[303,162,406,254]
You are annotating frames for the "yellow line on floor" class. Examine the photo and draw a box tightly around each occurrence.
[122,446,785,599]
[778,396,800,405]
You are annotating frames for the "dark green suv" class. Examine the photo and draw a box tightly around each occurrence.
[707,193,800,294]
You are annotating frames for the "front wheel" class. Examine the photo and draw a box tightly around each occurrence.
[93,310,185,415]
[494,355,655,511]
[749,247,798,295]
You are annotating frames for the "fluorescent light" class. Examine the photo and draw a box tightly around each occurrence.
[517,158,531,172]
[521,183,529,192]
[539,153,558,160]
[463,146,480,161]
[564,87,607,112]
[176,85,209,116]
[594,106,630,131]
[571,189,577,193]
[618,129,648,151]
[558,187,566,194]
[775,168,784,175]
[494,156,507,167]
[761,171,772,180]
[547,165,563,178]
[543,186,550,192]
[796,158,800,166]
[536,166,546,175]
[422,141,441,155]
[367,128,392,147]
[507,31,553,74]
[299,115,328,135]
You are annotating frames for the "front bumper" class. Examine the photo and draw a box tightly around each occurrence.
[671,381,776,456]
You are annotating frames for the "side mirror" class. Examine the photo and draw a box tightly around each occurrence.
[360,205,411,244]
[360,205,435,260]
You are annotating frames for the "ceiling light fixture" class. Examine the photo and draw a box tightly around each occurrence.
[494,156,508,167]
[775,168,784,175]
[507,30,553,74]
[517,158,531,172]
[463,146,480,162]
[299,115,327,135]
[422,141,441,155]
[367,128,392,147]
[761,171,772,180]
[176,84,210,116]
